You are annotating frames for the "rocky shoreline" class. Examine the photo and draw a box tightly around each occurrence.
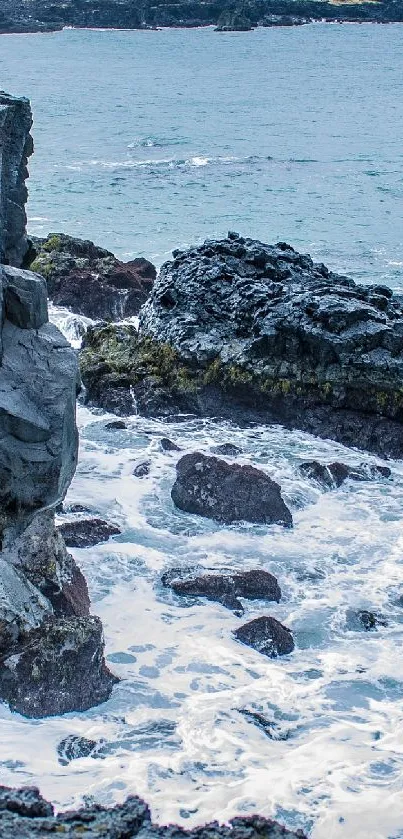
[81,232,403,458]
[0,786,307,838]
[0,0,402,34]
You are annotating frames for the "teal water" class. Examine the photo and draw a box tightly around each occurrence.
[1,24,402,282]
[1,24,403,839]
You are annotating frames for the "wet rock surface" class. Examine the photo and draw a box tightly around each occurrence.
[57,735,99,765]
[0,92,33,266]
[299,460,392,489]
[27,233,156,321]
[162,568,281,613]
[171,452,292,526]
[234,616,295,657]
[0,786,307,838]
[346,609,388,631]
[0,92,116,718]
[82,233,403,456]
[57,518,121,548]
[0,615,117,717]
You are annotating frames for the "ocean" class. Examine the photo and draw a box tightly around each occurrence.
[1,23,403,839]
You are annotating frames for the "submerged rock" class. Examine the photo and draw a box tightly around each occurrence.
[162,568,281,613]
[105,419,127,430]
[0,785,307,837]
[57,735,98,765]
[239,709,289,740]
[27,233,156,321]
[234,616,295,657]
[346,609,388,631]
[211,443,242,456]
[299,460,391,489]
[81,234,403,457]
[133,459,152,478]
[171,452,292,526]
[57,518,121,548]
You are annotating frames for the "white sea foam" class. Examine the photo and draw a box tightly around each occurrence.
[1,307,402,837]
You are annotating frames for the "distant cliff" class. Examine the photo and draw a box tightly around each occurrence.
[0,0,402,32]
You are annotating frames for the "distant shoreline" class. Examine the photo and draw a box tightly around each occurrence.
[1,18,402,35]
[1,0,402,37]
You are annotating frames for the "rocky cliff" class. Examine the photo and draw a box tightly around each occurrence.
[81,233,403,457]
[0,92,33,266]
[0,94,116,717]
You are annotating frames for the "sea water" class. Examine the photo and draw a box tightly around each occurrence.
[0,24,403,839]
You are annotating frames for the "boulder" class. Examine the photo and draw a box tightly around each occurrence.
[171,452,292,526]
[299,460,391,489]
[234,616,295,657]
[162,568,281,613]
[27,233,156,321]
[0,785,307,838]
[86,234,403,456]
[0,615,117,717]
[0,92,33,266]
[57,518,121,548]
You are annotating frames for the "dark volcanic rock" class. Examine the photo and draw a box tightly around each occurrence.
[212,443,242,456]
[160,437,181,452]
[0,92,33,266]
[0,615,118,717]
[239,709,288,740]
[0,91,116,718]
[0,786,307,838]
[81,233,403,456]
[105,419,127,430]
[57,518,121,548]
[234,616,295,657]
[171,453,292,526]
[27,233,156,321]
[346,609,388,631]
[162,568,281,612]
[0,785,53,817]
[133,459,151,478]
[299,460,392,489]
[57,735,98,765]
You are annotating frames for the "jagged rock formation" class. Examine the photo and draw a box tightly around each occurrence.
[81,233,403,457]
[215,7,253,30]
[27,233,156,321]
[0,92,33,267]
[0,786,307,838]
[0,93,117,717]
[0,0,402,32]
